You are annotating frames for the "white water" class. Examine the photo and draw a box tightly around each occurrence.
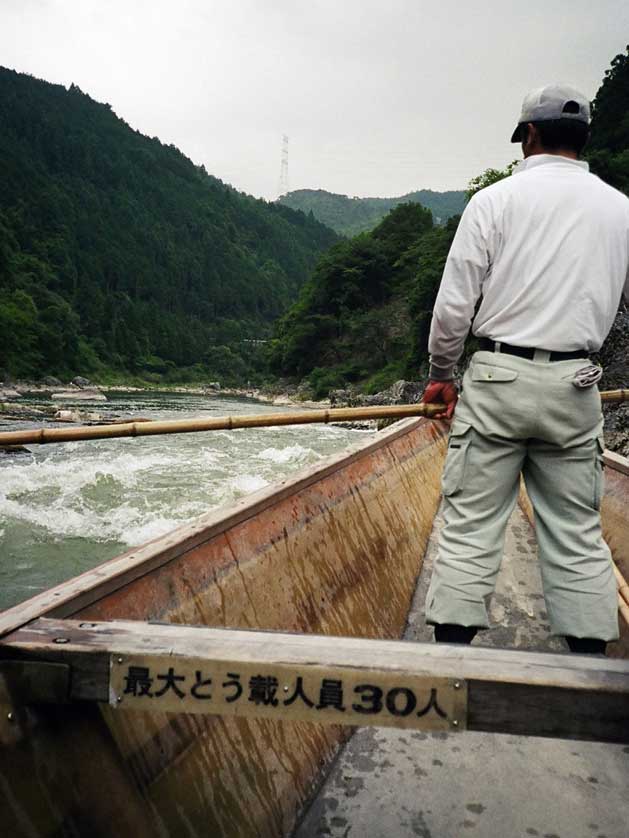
[0,391,373,609]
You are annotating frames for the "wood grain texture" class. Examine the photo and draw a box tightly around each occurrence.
[4,618,629,742]
[468,681,629,743]
[0,417,448,838]
[0,417,446,638]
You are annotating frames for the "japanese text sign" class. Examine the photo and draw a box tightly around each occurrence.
[109,655,467,731]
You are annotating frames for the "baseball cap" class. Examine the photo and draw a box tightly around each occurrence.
[510,84,591,143]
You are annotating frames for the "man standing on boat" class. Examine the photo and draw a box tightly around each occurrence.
[422,85,629,655]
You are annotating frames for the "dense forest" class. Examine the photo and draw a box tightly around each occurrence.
[0,68,338,382]
[269,203,457,396]
[272,47,629,398]
[278,188,466,236]
[2,47,627,390]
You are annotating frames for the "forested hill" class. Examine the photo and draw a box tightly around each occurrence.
[271,47,629,399]
[278,188,466,236]
[269,202,458,396]
[0,67,338,381]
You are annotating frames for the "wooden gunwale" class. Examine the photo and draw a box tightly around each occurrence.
[603,449,629,475]
[0,416,444,638]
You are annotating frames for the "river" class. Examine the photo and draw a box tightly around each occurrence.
[0,391,374,611]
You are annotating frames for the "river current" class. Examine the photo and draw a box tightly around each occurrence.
[0,391,373,611]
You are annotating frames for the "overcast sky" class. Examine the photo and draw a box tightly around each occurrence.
[2,1,628,200]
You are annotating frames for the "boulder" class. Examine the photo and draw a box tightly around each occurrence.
[0,388,21,400]
[388,379,424,404]
[0,444,31,455]
[42,376,63,387]
[54,409,105,423]
[54,409,82,423]
[360,392,391,407]
[329,389,359,407]
[71,376,93,388]
[206,381,221,391]
[0,403,46,418]
[329,379,426,408]
[51,390,107,401]
[595,311,629,390]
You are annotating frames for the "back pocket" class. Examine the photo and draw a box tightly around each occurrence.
[442,421,472,496]
[471,363,519,383]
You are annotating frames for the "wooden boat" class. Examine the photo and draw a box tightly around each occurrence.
[0,416,628,838]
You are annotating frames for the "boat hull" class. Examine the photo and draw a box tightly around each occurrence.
[0,418,448,837]
[2,419,628,837]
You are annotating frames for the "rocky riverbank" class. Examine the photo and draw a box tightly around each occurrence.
[0,375,109,423]
[593,310,629,457]
[2,365,627,456]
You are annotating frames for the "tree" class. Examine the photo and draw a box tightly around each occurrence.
[0,66,339,380]
[465,161,518,200]
[588,46,629,195]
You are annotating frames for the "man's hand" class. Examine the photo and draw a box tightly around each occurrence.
[422,379,458,420]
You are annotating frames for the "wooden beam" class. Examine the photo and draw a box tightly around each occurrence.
[603,449,629,477]
[2,618,629,744]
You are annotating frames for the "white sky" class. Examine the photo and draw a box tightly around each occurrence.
[1,0,628,200]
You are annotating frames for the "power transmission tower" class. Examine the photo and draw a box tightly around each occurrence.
[278,134,289,198]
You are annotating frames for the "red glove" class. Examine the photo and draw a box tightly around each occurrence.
[421,379,458,420]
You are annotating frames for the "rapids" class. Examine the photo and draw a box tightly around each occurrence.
[0,391,373,610]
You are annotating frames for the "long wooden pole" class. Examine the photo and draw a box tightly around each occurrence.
[0,403,447,446]
[601,388,629,403]
[1,388,628,447]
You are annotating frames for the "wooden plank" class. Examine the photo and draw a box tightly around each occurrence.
[3,618,629,743]
[468,681,629,744]
[603,449,629,476]
[0,417,444,638]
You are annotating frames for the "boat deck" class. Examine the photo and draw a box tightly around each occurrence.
[296,505,629,838]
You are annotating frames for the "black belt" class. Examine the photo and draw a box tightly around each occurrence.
[478,338,588,362]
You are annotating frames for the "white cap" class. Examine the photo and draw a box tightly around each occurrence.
[510,84,591,142]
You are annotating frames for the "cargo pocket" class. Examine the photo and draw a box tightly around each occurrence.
[471,363,519,383]
[593,435,605,510]
[442,421,472,496]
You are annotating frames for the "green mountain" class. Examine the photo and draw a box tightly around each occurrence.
[272,47,629,398]
[269,202,458,396]
[0,67,338,382]
[277,188,466,237]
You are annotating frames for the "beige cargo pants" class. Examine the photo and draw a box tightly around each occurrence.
[425,350,619,641]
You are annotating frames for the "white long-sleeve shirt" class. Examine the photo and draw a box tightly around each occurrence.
[428,154,629,380]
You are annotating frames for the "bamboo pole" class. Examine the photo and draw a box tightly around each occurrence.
[601,388,629,403]
[0,388,627,448]
[0,402,448,447]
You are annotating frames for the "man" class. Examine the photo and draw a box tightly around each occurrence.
[422,84,629,654]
